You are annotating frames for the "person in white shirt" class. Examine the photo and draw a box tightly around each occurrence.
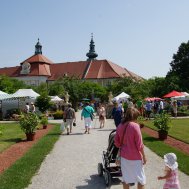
[25,103,30,113]
[159,100,164,114]
[30,102,36,113]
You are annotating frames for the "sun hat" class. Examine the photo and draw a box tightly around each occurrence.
[164,153,178,170]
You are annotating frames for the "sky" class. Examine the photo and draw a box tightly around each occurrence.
[0,0,189,79]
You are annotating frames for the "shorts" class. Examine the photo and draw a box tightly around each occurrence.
[84,117,92,128]
[64,119,74,129]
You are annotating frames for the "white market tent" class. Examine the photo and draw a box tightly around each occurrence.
[0,91,12,100]
[11,89,40,99]
[113,92,130,102]
[50,96,63,102]
[0,89,40,118]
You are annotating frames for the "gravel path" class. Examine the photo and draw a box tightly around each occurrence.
[26,111,189,189]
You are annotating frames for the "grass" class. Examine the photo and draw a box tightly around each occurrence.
[144,118,189,144]
[0,124,60,189]
[0,123,25,152]
[142,132,189,175]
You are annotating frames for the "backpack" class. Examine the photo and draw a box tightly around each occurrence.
[65,108,74,119]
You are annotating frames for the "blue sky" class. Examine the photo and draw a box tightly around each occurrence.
[0,0,189,79]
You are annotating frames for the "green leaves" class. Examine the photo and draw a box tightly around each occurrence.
[153,113,171,132]
[19,113,39,134]
[35,94,51,113]
[167,40,189,91]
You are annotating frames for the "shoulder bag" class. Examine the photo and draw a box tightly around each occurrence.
[116,123,128,166]
[84,107,94,121]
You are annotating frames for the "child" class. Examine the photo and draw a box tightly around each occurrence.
[158,153,180,189]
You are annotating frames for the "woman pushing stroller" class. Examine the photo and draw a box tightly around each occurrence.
[114,107,147,189]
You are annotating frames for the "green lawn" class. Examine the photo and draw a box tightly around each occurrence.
[142,132,189,175]
[0,123,25,153]
[0,124,60,189]
[144,118,189,144]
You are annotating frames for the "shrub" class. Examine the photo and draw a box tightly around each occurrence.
[153,113,171,132]
[53,110,63,119]
[19,113,39,134]
[40,116,48,125]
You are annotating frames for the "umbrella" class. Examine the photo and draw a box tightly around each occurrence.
[144,97,162,101]
[163,90,183,98]
[82,98,90,101]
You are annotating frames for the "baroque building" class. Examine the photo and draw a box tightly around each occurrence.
[0,36,143,86]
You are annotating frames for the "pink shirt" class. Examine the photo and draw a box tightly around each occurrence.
[164,167,180,189]
[114,121,144,160]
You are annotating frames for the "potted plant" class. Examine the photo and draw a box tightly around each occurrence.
[153,112,171,140]
[19,112,39,141]
[40,116,48,129]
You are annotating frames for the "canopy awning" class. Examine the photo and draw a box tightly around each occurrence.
[113,92,130,102]
[144,97,162,101]
[163,90,184,98]
[11,89,40,99]
[50,96,63,102]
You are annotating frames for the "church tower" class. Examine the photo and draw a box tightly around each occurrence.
[35,38,42,55]
[86,33,98,61]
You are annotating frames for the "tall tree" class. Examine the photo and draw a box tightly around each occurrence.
[166,41,189,91]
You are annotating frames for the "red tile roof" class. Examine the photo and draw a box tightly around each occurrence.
[0,58,143,81]
[0,66,20,77]
[48,61,88,80]
[84,59,143,80]
[21,54,53,64]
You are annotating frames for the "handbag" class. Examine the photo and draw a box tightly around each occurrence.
[60,122,65,132]
[73,122,76,127]
[116,123,128,166]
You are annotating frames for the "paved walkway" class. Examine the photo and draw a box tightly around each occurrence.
[26,111,189,189]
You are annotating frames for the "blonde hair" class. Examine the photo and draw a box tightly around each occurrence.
[122,107,140,123]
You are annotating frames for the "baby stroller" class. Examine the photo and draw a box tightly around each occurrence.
[97,129,121,187]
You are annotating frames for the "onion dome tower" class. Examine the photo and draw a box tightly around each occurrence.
[86,33,98,61]
[35,38,42,55]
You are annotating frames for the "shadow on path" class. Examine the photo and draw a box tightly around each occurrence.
[75,174,122,189]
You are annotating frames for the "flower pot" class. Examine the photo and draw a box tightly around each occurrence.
[43,125,47,129]
[26,133,36,141]
[139,123,145,128]
[158,130,168,140]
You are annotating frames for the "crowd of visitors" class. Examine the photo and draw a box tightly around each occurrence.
[58,97,181,189]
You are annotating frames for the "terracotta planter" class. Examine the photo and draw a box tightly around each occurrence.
[158,130,168,140]
[43,125,47,129]
[26,133,35,141]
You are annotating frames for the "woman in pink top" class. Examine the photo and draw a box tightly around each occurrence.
[114,107,147,189]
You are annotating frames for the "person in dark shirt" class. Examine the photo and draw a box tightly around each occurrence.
[112,102,123,127]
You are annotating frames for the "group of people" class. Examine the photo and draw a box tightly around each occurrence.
[61,101,180,189]
[62,102,106,135]
[113,106,180,189]
[25,102,35,113]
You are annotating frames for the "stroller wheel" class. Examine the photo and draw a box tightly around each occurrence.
[104,170,111,187]
[98,163,103,176]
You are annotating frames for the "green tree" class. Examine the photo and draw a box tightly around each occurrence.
[166,41,189,91]
[0,75,26,93]
[48,82,65,96]
[32,83,48,95]
[35,93,51,113]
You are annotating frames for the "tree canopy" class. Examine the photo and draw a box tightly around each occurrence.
[166,41,189,91]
